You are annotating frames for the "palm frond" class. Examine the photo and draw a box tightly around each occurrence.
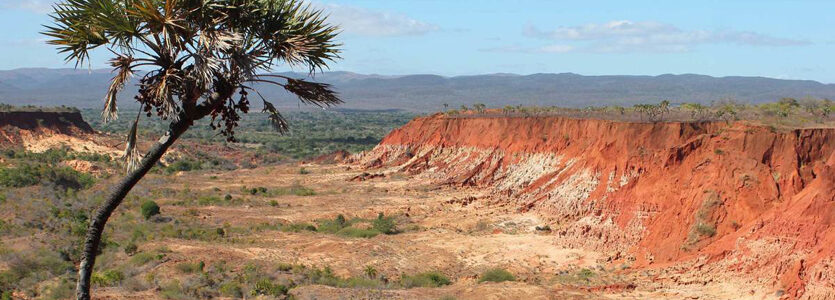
[282,78,341,107]
[261,100,289,134]
[43,0,138,66]
[254,0,341,73]
[123,115,142,172]
[198,30,240,52]
[103,54,135,122]
[154,71,180,120]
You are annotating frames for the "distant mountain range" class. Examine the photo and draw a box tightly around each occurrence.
[2,68,834,112]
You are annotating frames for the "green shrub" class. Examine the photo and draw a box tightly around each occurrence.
[165,159,202,174]
[291,185,315,196]
[372,213,397,234]
[0,164,94,190]
[45,279,75,300]
[140,201,161,219]
[0,250,72,292]
[577,268,595,280]
[335,214,347,227]
[478,268,515,283]
[175,261,204,274]
[276,263,294,272]
[0,166,40,187]
[695,223,716,237]
[280,222,317,233]
[316,214,351,234]
[400,271,451,288]
[364,265,378,279]
[91,269,125,287]
[196,195,222,206]
[219,282,243,298]
[252,278,289,297]
[124,242,138,256]
[160,280,186,299]
[131,252,157,266]
[341,277,384,288]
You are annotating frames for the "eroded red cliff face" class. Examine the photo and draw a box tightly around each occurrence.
[356,114,835,299]
[0,111,94,145]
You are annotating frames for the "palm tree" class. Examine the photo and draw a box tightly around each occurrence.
[43,1,341,299]
[364,265,378,279]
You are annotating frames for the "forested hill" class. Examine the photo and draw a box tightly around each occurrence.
[2,68,835,111]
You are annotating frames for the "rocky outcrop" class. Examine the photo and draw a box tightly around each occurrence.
[356,114,835,299]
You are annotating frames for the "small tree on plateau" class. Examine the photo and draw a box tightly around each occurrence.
[42,1,341,299]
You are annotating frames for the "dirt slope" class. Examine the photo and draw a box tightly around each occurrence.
[355,114,835,299]
[0,111,121,155]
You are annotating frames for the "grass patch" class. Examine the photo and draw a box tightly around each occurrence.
[291,265,388,288]
[245,183,317,197]
[252,278,289,297]
[553,268,596,285]
[694,223,716,237]
[336,227,380,238]
[400,271,451,288]
[164,159,203,174]
[372,212,398,234]
[130,252,158,266]
[90,269,125,287]
[280,222,318,233]
[311,213,402,238]
[218,282,243,298]
[0,163,94,190]
[478,268,515,283]
[175,261,205,274]
[684,191,722,248]
[290,185,316,196]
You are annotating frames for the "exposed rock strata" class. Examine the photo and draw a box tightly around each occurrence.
[355,114,835,299]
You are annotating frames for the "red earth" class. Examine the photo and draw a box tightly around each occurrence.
[356,113,835,299]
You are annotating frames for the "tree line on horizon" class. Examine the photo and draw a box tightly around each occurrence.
[442,97,834,125]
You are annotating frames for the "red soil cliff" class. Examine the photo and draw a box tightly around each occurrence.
[0,111,94,145]
[356,114,835,299]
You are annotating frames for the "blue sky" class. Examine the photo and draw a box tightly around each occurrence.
[1,0,833,82]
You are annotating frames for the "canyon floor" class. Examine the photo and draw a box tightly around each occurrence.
[94,163,775,300]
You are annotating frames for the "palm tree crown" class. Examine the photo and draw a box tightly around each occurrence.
[44,0,341,169]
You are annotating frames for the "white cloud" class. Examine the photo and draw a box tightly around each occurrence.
[482,44,574,54]
[0,0,55,13]
[536,45,574,53]
[314,3,439,37]
[526,20,678,41]
[521,20,809,53]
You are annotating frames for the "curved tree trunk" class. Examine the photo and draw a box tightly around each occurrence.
[76,117,191,300]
